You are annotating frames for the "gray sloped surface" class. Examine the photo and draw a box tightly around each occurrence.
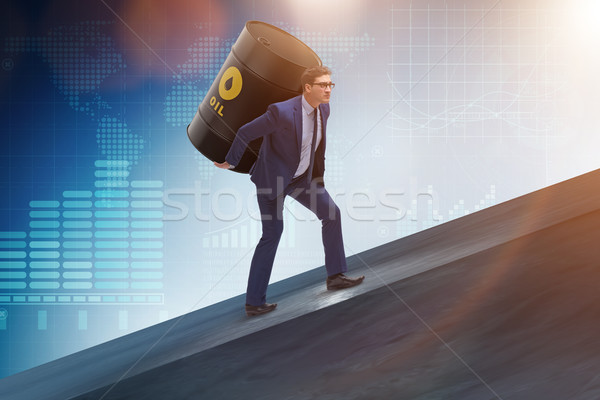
[73,208,600,400]
[1,169,600,400]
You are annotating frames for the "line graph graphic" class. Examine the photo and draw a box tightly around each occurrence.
[388,4,569,142]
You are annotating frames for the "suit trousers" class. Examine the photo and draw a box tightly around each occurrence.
[246,175,348,306]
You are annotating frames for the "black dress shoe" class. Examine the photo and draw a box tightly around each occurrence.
[245,302,277,316]
[326,273,365,290]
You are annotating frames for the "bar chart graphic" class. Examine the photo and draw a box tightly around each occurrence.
[0,160,165,306]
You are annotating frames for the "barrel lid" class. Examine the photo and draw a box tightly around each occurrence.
[232,21,321,91]
[244,21,321,68]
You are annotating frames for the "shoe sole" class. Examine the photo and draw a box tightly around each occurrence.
[327,278,365,291]
[245,306,277,317]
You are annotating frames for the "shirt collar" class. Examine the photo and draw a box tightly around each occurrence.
[301,95,318,115]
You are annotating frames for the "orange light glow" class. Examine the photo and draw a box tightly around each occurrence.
[110,0,226,75]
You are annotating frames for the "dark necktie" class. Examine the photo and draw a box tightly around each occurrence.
[307,107,318,182]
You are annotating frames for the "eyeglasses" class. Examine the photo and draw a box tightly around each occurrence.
[312,81,335,89]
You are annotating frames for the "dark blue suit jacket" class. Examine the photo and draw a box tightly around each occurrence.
[225,95,329,199]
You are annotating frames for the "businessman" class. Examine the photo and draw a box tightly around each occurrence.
[215,66,364,316]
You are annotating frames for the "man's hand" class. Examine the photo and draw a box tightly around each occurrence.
[214,161,231,169]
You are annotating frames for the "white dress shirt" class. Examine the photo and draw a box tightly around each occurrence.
[293,96,322,178]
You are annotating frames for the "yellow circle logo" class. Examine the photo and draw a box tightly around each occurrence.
[218,66,243,101]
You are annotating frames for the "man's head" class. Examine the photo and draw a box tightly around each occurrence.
[301,66,334,107]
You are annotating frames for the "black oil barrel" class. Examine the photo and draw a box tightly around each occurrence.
[187,21,322,173]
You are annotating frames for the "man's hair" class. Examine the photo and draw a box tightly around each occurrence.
[301,66,332,92]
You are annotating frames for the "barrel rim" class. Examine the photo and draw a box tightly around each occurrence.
[244,20,322,68]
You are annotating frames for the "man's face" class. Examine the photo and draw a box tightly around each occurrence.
[305,74,333,105]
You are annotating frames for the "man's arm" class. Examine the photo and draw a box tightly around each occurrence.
[218,104,279,169]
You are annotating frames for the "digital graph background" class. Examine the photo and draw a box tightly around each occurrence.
[0,0,598,378]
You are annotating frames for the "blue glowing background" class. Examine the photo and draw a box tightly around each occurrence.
[1,0,599,378]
